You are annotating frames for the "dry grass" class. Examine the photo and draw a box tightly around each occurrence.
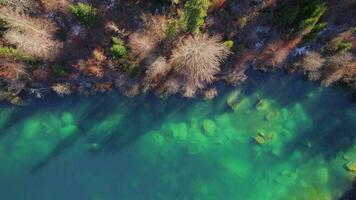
[170,34,230,89]
[0,8,62,61]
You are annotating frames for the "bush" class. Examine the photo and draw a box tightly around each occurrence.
[122,62,140,75]
[166,19,180,39]
[111,37,128,60]
[51,64,70,77]
[182,0,211,33]
[298,1,326,30]
[326,38,352,53]
[69,3,98,26]
[170,34,230,89]
[303,22,327,43]
[0,47,37,63]
[223,40,234,49]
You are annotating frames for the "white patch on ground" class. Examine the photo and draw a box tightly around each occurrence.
[294,47,309,56]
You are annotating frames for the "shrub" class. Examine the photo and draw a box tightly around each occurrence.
[326,38,352,53]
[0,46,37,63]
[69,3,98,26]
[182,0,211,33]
[170,34,230,89]
[303,22,327,43]
[51,64,70,77]
[165,19,180,39]
[111,37,128,60]
[122,62,140,75]
[223,40,234,49]
[298,1,326,30]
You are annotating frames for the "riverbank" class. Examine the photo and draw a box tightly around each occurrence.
[0,0,355,105]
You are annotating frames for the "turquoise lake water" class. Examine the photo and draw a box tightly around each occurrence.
[0,71,355,200]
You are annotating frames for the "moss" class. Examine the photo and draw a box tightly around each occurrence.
[69,3,98,26]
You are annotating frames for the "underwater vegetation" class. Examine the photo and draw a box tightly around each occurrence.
[0,72,355,199]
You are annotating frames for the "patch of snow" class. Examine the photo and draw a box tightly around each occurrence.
[294,47,309,56]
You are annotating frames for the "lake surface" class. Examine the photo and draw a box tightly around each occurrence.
[0,71,355,200]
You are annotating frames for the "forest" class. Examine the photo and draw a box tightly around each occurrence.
[0,0,355,104]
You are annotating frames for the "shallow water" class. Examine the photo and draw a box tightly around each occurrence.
[0,72,355,200]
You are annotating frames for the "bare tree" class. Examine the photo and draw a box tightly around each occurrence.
[143,56,171,91]
[170,34,230,89]
[0,8,62,61]
[128,14,167,62]
[322,53,354,86]
[301,51,325,72]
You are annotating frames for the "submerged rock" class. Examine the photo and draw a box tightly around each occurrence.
[253,133,265,144]
[317,167,329,183]
[265,110,278,121]
[227,90,241,111]
[201,119,216,136]
[345,161,356,173]
[255,99,268,111]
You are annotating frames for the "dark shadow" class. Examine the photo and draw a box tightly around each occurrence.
[338,179,356,200]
